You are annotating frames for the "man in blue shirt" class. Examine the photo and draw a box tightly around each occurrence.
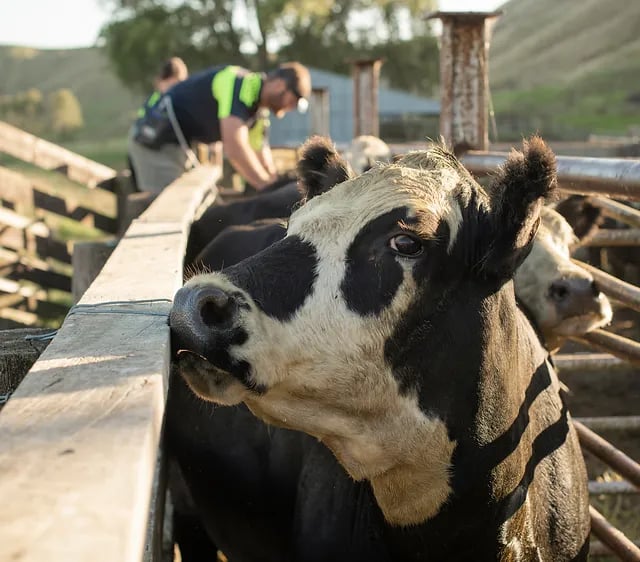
[129,62,311,194]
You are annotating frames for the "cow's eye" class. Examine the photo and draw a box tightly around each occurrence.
[389,234,423,256]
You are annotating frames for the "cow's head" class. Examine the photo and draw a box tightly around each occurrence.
[344,135,392,174]
[171,136,557,526]
[515,206,612,351]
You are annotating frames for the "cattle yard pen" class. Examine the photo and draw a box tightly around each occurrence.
[0,145,638,562]
[1,12,640,562]
[0,165,220,561]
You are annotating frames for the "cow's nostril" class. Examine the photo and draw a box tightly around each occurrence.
[200,287,235,327]
[549,280,570,302]
[590,280,600,296]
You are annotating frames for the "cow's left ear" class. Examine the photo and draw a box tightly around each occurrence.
[554,195,604,243]
[297,136,354,202]
[481,136,558,280]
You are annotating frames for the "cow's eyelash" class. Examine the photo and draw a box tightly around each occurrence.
[397,221,431,240]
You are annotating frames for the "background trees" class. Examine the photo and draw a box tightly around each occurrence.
[99,0,439,95]
[0,88,84,139]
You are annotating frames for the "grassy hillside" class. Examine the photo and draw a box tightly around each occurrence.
[0,45,138,168]
[489,0,640,140]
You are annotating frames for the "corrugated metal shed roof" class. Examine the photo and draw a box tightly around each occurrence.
[270,67,440,146]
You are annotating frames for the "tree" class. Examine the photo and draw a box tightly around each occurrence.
[48,89,84,138]
[99,0,438,94]
[0,88,46,135]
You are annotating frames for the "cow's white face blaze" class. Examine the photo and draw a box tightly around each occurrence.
[171,136,559,526]
[514,206,612,349]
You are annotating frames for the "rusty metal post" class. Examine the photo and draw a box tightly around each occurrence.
[310,87,330,137]
[429,11,501,154]
[351,58,383,138]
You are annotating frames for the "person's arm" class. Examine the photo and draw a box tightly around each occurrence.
[257,143,277,176]
[220,116,276,190]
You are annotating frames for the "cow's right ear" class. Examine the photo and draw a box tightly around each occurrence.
[297,136,353,202]
[479,136,558,281]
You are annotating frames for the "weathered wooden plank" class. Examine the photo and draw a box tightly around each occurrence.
[0,121,117,188]
[0,307,39,326]
[0,165,117,222]
[0,165,219,562]
[7,262,71,293]
[0,166,36,215]
[33,189,117,234]
[71,240,117,303]
[0,207,72,265]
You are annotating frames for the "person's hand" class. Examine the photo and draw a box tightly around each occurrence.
[252,174,277,192]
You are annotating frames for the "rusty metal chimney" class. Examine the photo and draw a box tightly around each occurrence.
[428,11,501,154]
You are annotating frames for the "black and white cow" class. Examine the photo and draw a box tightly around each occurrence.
[516,205,612,351]
[169,136,590,561]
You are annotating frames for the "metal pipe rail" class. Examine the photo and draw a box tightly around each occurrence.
[590,505,640,562]
[570,329,640,367]
[589,481,639,495]
[583,228,640,246]
[461,151,640,201]
[591,540,640,560]
[588,196,640,228]
[554,352,633,372]
[574,421,640,489]
[573,259,640,313]
[576,416,640,432]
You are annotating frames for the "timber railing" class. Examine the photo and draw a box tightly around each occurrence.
[0,121,119,190]
[1,127,639,559]
[0,121,121,326]
[0,164,220,561]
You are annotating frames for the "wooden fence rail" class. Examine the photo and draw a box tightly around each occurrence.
[0,164,220,562]
[0,120,118,190]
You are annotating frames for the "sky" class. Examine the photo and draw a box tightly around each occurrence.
[0,0,507,50]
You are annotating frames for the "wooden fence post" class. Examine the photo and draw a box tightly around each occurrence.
[310,87,330,137]
[71,240,118,303]
[351,58,383,138]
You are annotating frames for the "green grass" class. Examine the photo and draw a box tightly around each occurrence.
[487,0,640,140]
[62,137,130,170]
[0,45,140,143]
[490,77,640,141]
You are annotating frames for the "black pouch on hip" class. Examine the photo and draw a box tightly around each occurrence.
[133,101,174,150]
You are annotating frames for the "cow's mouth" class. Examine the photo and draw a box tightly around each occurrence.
[174,350,250,405]
[553,311,611,337]
[552,294,613,337]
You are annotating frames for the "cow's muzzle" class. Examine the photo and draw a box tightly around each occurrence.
[170,285,240,355]
[170,283,255,404]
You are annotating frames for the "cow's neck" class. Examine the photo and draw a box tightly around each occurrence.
[374,283,550,532]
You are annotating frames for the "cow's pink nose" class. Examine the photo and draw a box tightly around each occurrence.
[199,287,236,328]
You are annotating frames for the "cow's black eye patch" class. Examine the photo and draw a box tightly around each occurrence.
[223,235,317,321]
[389,234,423,257]
[341,208,410,316]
